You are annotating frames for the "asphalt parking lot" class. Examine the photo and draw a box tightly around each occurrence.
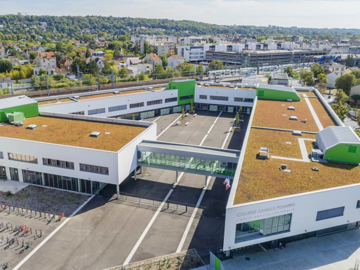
[17,111,249,270]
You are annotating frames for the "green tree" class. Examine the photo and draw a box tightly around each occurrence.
[85,48,91,58]
[335,89,349,104]
[181,108,185,121]
[351,69,360,79]
[0,59,13,73]
[317,73,328,84]
[351,95,360,103]
[190,101,194,112]
[181,64,195,77]
[31,75,41,90]
[310,63,325,78]
[346,55,355,68]
[151,64,166,79]
[300,70,314,86]
[118,67,129,78]
[208,60,223,71]
[160,55,167,69]
[235,112,240,126]
[331,103,349,122]
[29,51,37,60]
[335,74,356,95]
[284,66,294,78]
[55,42,63,52]
[196,64,204,76]
[114,45,120,56]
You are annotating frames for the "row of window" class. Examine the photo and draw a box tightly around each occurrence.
[83,97,179,115]
[180,95,193,101]
[198,95,254,103]
[43,158,74,170]
[6,152,108,175]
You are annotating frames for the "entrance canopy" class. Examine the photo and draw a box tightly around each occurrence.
[137,140,240,179]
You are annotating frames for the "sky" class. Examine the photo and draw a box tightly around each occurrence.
[1,0,360,29]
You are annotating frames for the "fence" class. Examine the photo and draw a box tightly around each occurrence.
[114,192,205,217]
[107,249,205,270]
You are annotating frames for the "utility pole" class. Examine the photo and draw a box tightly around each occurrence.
[97,68,100,91]
[115,71,117,88]
[111,69,114,88]
[46,72,49,96]
[77,65,80,87]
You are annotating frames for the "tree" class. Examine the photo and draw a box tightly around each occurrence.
[317,73,328,84]
[208,60,223,71]
[114,45,120,56]
[335,89,349,104]
[196,64,204,76]
[190,101,194,112]
[85,48,91,58]
[118,67,129,79]
[351,95,360,103]
[335,74,356,95]
[346,55,355,68]
[55,42,63,52]
[331,103,349,122]
[31,75,41,89]
[29,51,37,60]
[310,63,325,78]
[0,59,13,73]
[284,66,294,78]
[300,70,314,86]
[181,108,185,121]
[151,64,166,79]
[181,64,195,77]
[351,69,360,79]
[160,55,167,69]
[235,112,240,126]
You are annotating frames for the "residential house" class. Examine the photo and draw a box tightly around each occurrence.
[0,77,11,89]
[86,57,105,70]
[8,57,21,66]
[126,57,141,67]
[36,52,57,69]
[92,51,106,58]
[60,59,73,73]
[143,53,162,67]
[127,64,152,76]
[37,47,46,52]
[167,55,185,70]
[324,62,347,89]
[0,48,7,59]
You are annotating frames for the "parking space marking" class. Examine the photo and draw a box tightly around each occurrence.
[13,195,95,270]
[157,115,182,139]
[176,117,235,253]
[124,111,223,264]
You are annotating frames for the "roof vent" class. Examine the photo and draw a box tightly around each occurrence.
[27,124,38,130]
[73,95,80,99]
[90,131,101,138]
[293,130,302,136]
[287,99,293,102]
[113,91,119,95]
[289,116,298,121]
[288,106,295,110]
[229,85,235,88]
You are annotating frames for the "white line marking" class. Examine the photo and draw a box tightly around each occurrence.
[271,156,310,163]
[199,111,222,146]
[13,195,95,270]
[259,243,267,251]
[153,116,161,123]
[157,115,182,139]
[304,94,324,131]
[176,115,235,253]
[298,138,314,161]
[124,111,223,264]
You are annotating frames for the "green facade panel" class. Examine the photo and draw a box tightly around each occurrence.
[256,87,301,101]
[0,103,39,122]
[166,80,196,106]
[324,144,360,164]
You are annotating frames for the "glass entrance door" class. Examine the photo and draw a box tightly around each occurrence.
[10,168,19,181]
[0,166,6,180]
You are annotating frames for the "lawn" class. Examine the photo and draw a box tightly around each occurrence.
[252,100,320,132]
[234,128,360,205]
[309,98,337,128]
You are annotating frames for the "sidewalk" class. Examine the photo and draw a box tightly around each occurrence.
[222,228,360,270]
[0,180,29,194]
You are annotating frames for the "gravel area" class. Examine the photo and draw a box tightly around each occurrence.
[0,186,90,217]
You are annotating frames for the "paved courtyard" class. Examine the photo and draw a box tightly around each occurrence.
[222,228,360,270]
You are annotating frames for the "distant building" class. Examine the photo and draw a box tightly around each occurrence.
[36,52,56,70]
[167,55,185,70]
[271,73,290,86]
[143,53,162,67]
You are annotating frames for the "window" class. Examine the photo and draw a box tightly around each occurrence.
[357,200,360,209]
[43,158,74,170]
[80,163,109,175]
[0,152,3,159]
[71,111,85,115]
[165,97,177,103]
[210,95,229,101]
[109,105,127,112]
[179,95,193,101]
[316,207,344,221]
[234,97,254,103]
[348,146,357,153]
[8,153,37,164]
[88,108,105,115]
[199,95,207,100]
[244,98,254,102]
[130,102,144,109]
[235,214,292,243]
[147,99,162,106]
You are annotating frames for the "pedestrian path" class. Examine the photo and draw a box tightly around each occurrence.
[222,228,360,270]
[0,180,28,194]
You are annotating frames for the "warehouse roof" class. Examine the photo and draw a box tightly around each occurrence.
[317,126,360,151]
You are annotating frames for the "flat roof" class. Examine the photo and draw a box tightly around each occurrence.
[37,88,165,106]
[234,91,358,205]
[0,116,146,152]
[197,85,256,91]
[0,96,36,109]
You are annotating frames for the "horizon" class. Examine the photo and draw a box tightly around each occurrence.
[0,0,359,29]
